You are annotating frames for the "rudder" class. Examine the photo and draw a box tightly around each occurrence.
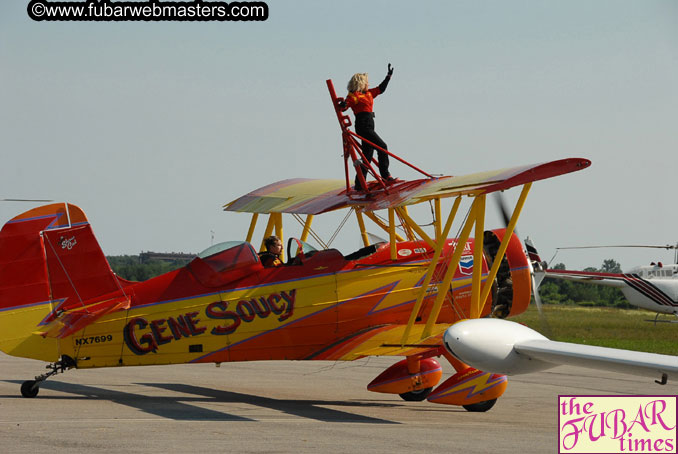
[0,203,121,360]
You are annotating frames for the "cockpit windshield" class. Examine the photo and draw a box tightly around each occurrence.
[287,238,318,259]
[196,241,259,273]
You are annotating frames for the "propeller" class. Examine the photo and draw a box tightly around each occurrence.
[524,237,546,315]
[493,193,550,331]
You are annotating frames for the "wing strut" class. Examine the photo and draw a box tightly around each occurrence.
[421,195,483,338]
[355,210,370,248]
[400,183,533,344]
[476,183,531,317]
[400,195,462,345]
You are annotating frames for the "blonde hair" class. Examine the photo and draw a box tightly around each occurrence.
[347,73,368,93]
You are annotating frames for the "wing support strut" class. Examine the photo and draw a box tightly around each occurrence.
[422,195,483,338]
[249,212,315,260]
[361,211,405,243]
[400,183,533,345]
[355,210,370,248]
[476,183,531,317]
[400,196,462,345]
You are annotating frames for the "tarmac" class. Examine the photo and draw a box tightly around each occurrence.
[1,353,675,453]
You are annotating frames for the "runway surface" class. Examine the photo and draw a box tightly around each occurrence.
[1,354,675,453]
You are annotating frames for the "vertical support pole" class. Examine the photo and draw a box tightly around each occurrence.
[273,213,284,262]
[397,208,436,249]
[355,210,370,247]
[470,195,486,319]
[388,208,397,260]
[441,349,470,373]
[401,196,461,345]
[406,355,422,374]
[363,211,404,242]
[434,198,442,242]
[421,196,480,339]
[260,214,276,252]
[246,213,259,244]
[300,214,314,243]
[478,183,532,316]
[396,207,416,241]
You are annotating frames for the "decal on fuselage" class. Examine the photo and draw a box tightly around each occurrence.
[459,255,474,275]
[60,236,77,250]
[123,289,296,355]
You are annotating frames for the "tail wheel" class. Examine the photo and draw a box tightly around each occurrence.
[463,398,497,412]
[21,380,39,398]
[399,387,432,401]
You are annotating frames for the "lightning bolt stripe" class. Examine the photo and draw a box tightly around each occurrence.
[429,371,507,401]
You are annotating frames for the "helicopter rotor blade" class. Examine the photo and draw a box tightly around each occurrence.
[557,244,677,250]
[1,199,53,202]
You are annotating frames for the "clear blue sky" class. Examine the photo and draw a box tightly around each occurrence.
[2,0,677,270]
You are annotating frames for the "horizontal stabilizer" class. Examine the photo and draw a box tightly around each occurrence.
[36,294,130,339]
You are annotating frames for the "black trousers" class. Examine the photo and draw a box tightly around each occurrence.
[355,113,390,181]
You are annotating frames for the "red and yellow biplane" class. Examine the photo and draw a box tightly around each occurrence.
[1,82,676,412]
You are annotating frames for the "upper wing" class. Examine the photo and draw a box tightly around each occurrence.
[224,158,591,214]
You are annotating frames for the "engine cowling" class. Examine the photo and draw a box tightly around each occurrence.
[483,229,532,318]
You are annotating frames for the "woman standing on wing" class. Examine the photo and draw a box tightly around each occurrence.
[340,64,396,190]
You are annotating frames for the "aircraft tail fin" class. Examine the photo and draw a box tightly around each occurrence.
[524,236,546,289]
[524,236,544,266]
[0,203,125,358]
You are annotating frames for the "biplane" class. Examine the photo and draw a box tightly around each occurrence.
[1,82,677,412]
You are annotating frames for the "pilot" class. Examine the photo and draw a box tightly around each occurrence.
[339,64,397,190]
[259,235,283,267]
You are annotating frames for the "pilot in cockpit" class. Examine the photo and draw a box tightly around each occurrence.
[259,235,283,267]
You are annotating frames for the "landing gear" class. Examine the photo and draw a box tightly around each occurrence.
[399,387,432,401]
[20,355,76,398]
[463,398,497,412]
[20,380,39,398]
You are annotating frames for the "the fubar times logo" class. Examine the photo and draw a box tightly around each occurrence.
[559,395,677,453]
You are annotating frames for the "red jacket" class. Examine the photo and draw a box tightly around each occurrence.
[345,87,381,114]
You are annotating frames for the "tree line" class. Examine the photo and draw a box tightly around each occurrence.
[538,259,630,308]
[106,255,629,308]
[107,255,187,282]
